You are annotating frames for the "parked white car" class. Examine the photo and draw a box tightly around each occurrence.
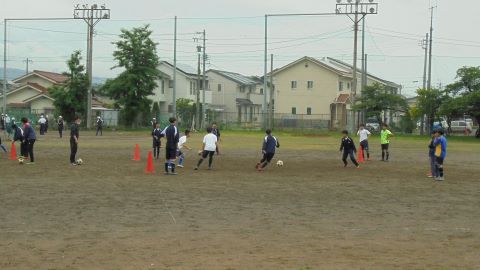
[450,120,473,134]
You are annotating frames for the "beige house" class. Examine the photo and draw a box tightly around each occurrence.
[206,69,265,125]
[272,56,401,129]
[0,70,68,115]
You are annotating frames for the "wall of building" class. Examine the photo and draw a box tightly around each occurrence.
[15,76,54,89]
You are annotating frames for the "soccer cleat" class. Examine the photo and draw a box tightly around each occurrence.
[208,167,212,170]
[194,167,199,170]
[255,163,261,169]
[170,172,178,175]
[177,164,184,168]
[356,166,361,169]
[164,172,170,175]
[436,176,445,181]
[26,162,35,165]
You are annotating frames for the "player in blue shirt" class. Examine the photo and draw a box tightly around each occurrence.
[340,130,360,168]
[256,129,280,171]
[433,129,447,181]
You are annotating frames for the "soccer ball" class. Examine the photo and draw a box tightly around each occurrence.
[76,158,83,165]
[276,160,284,167]
[18,157,25,165]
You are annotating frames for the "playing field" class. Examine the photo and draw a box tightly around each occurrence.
[0,130,479,269]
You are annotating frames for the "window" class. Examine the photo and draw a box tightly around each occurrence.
[307,81,314,89]
[291,107,297,115]
[339,81,344,91]
[249,86,253,93]
[190,82,193,95]
[161,80,165,94]
[218,84,222,92]
[307,107,312,115]
[291,80,297,89]
[347,82,351,89]
[168,80,174,88]
[240,86,245,93]
[260,88,264,95]
[168,105,173,113]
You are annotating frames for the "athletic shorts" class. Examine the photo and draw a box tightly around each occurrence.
[381,143,389,150]
[263,152,275,162]
[166,147,177,160]
[435,156,444,165]
[360,140,369,150]
[201,150,215,159]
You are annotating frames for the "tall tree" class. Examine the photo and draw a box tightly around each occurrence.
[354,83,407,125]
[415,88,444,133]
[49,51,88,122]
[100,25,160,127]
[445,66,480,127]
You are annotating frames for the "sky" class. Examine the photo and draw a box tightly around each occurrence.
[1,0,479,97]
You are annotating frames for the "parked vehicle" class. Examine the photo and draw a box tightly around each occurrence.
[450,120,473,134]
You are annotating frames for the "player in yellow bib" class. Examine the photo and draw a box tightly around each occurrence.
[380,124,394,161]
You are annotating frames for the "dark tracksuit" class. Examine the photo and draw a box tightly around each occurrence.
[340,136,359,167]
[96,118,103,136]
[428,138,436,177]
[13,125,26,157]
[70,123,79,163]
[45,118,49,133]
[23,123,36,162]
[259,135,280,168]
[151,128,162,159]
[212,128,221,153]
[58,119,64,138]
[162,125,179,173]
[0,136,8,153]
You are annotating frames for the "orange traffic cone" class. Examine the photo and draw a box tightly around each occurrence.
[10,142,17,160]
[358,145,365,163]
[145,150,155,174]
[132,144,140,161]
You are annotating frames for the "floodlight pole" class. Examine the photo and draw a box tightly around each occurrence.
[173,16,177,118]
[74,4,110,128]
[336,0,378,132]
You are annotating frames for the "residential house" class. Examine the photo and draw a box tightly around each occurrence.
[151,61,212,118]
[271,56,401,129]
[206,69,266,125]
[0,70,68,115]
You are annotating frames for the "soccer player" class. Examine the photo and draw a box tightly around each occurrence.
[38,115,47,135]
[357,124,371,160]
[150,117,158,130]
[211,122,221,154]
[96,116,103,136]
[195,127,218,171]
[162,117,179,175]
[0,136,7,156]
[433,129,447,181]
[57,116,64,138]
[22,117,36,164]
[177,129,191,168]
[256,129,280,171]
[340,130,360,168]
[45,115,49,133]
[152,123,162,160]
[427,131,436,178]
[380,123,394,162]
[70,116,81,165]
[12,123,26,158]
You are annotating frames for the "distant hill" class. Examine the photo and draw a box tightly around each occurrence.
[0,67,109,85]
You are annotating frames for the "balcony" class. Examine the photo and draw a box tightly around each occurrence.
[248,93,264,105]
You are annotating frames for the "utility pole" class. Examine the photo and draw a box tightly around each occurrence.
[263,15,268,129]
[23,58,33,75]
[361,17,366,125]
[173,16,177,118]
[269,54,274,129]
[74,4,110,129]
[2,19,6,113]
[427,6,436,133]
[336,0,378,132]
[202,30,207,129]
[419,33,429,135]
[196,46,201,131]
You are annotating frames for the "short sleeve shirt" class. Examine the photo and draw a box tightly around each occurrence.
[357,129,371,142]
[381,129,392,144]
[203,133,217,151]
[178,135,187,149]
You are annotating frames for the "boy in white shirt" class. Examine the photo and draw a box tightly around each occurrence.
[177,129,191,168]
[357,124,371,160]
[195,127,219,170]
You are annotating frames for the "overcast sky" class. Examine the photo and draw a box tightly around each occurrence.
[1,0,479,96]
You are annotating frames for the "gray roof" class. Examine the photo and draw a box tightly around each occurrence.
[209,69,259,86]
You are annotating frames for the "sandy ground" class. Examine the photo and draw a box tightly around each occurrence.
[0,130,479,269]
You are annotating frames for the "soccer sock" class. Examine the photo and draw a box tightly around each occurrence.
[342,159,347,166]
[208,155,213,167]
[366,151,370,159]
[171,162,175,173]
[179,156,184,165]
[261,161,269,168]
[382,151,385,160]
[439,166,444,177]
[164,162,169,172]
[386,152,389,160]
[197,159,204,167]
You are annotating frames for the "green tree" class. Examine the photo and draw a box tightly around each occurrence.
[151,101,160,120]
[354,83,408,124]
[49,51,88,122]
[100,25,160,127]
[444,66,480,127]
[415,88,444,133]
[176,98,194,128]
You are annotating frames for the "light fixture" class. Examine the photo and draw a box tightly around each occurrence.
[370,7,375,13]
[101,4,106,9]
[92,4,98,9]
[336,0,342,3]
[347,0,352,3]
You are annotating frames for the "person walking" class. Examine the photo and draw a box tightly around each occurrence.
[70,116,81,165]
[57,116,64,138]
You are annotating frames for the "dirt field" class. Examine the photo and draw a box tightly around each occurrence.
[0,130,479,270]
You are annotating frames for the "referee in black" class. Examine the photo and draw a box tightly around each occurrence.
[162,117,179,175]
[70,116,81,165]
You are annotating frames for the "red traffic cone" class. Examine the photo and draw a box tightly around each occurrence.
[145,150,155,174]
[132,144,140,161]
[358,145,365,163]
[10,142,17,160]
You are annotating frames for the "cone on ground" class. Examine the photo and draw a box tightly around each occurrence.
[10,142,17,160]
[145,151,155,174]
[358,145,365,163]
[132,144,140,161]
